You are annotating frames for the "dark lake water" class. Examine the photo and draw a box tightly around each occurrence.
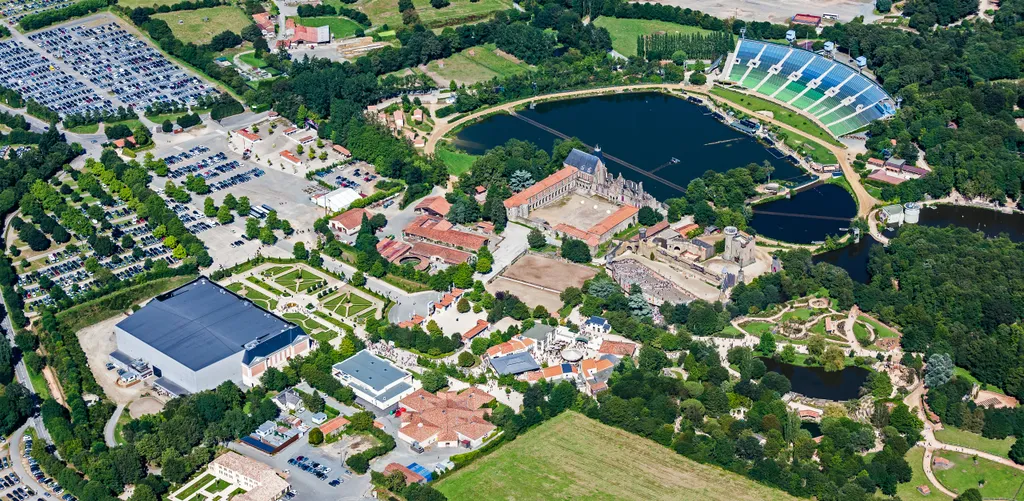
[813,235,882,284]
[453,92,806,201]
[919,205,1024,242]
[748,183,857,244]
[761,359,869,401]
[802,421,822,438]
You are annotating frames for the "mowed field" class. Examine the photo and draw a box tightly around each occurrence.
[426,44,530,85]
[289,16,364,38]
[437,411,799,501]
[501,254,596,292]
[153,6,252,44]
[117,0,182,9]
[592,17,713,57]
[355,0,511,28]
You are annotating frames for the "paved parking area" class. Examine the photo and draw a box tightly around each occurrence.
[0,0,74,25]
[29,22,214,110]
[227,440,372,501]
[0,39,112,117]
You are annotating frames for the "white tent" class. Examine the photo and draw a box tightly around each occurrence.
[311,187,361,212]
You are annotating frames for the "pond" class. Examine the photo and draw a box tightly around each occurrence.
[748,183,857,244]
[801,421,822,438]
[453,92,807,201]
[813,235,883,284]
[919,204,1024,242]
[761,358,870,401]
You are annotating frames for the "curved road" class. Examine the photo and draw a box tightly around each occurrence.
[425,84,879,219]
[103,403,126,447]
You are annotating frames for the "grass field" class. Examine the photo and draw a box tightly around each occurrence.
[743,321,773,336]
[954,367,1007,395]
[288,16,363,38]
[117,0,181,8]
[355,0,511,28]
[60,275,196,332]
[26,364,50,400]
[322,291,374,317]
[154,6,253,45]
[275,269,323,291]
[437,411,797,501]
[282,312,330,337]
[710,86,844,147]
[858,315,898,338]
[897,448,935,501]
[68,123,99,134]
[592,17,713,58]
[238,52,268,68]
[175,474,214,501]
[780,308,814,323]
[426,44,530,85]
[934,426,1014,459]
[853,322,870,345]
[932,450,1024,499]
[437,145,477,175]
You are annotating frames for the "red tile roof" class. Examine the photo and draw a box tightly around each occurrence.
[253,12,274,32]
[384,463,425,485]
[645,220,670,237]
[415,196,451,216]
[486,336,535,358]
[236,129,260,142]
[398,388,495,444]
[677,223,700,236]
[525,364,577,382]
[377,238,412,262]
[462,319,489,341]
[598,340,637,357]
[504,166,577,208]
[403,215,488,251]
[332,144,351,156]
[408,241,471,265]
[280,150,301,164]
[867,169,906,185]
[553,223,599,248]
[590,205,639,236]
[319,416,350,435]
[330,208,369,231]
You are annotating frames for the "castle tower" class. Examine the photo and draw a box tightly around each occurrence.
[723,226,739,262]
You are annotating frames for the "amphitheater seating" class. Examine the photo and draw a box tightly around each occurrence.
[724,39,895,137]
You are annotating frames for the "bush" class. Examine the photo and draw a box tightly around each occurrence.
[457,351,475,367]
[689,72,707,85]
[308,428,324,445]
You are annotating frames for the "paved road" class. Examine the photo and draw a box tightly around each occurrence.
[9,423,52,496]
[103,403,126,447]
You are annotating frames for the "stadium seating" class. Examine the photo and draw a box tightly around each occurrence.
[724,39,895,137]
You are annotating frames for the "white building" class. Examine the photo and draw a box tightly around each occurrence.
[209,452,290,501]
[331,350,415,410]
[311,187,362,213]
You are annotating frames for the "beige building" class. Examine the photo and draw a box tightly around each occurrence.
[209,452,289,501]
[723,226,756,266]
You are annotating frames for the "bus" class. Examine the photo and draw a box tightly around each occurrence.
[822,13,839,20]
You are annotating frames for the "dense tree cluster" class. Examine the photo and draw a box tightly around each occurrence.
[901,0,979,30]
[637,31,734,61]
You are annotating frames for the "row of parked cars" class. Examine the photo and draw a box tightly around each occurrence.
[26,436,76,501]
[29,23,213,110]
[0,40,112,118]
[286,456,344,486]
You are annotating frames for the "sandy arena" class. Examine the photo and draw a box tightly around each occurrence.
[529,194,620,231]
[500,254,598,292]
[486,277,564,315]
[640,0,880,24]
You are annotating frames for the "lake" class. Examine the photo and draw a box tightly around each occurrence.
[761,358,870,401]
[748,183,857,244]
[453,92,806,201]
[919,204,1024,242]
[813,235,882,284]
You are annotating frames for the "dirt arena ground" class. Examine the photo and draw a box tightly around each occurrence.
[77,315,148,405]
[129,397,165,418]
[529,194,618,230]
[487,277,563,314]
[500,254,598,292]
[640,0,879,24]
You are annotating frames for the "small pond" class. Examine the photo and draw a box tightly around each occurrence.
[761,358,870,401]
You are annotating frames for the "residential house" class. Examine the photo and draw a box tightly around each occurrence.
[397,388,495,448]
[329,208,370,235]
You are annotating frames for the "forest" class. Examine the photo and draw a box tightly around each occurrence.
[636,31,735,62]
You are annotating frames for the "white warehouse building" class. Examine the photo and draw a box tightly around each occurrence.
[112,278,312,395]
[331,350,415,410]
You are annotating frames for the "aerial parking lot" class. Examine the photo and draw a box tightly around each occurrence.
[0,39,112,117]
[0,0,74,25]
[28,21,214,110]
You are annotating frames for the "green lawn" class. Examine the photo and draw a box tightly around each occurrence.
[858,315,898,338]
[896,448,936,501]
[232,285,277,311]
[68,123,99,134]
[426,44,531,86]
[264,266,293,277]
[710,86,844,147]
[26,364,50,400]
[238,52,268,68]
[931,450,1024,499]
[720,325,744,338]
[154,6,253,45]
[935,426,1014,459]
[322,291,374,316]
[853,322,870,345]
[954,367,1006,395]
[781,133,838,164]
[275,269,323,291]
[592,17,714,58]
[207,480,230,493]
[437,145,477,176]
[175,474,214,501]
[742,321,773,336]
[780,308,813,323]
[437,411,797,501]
[356,0,512,28]
[288,16,363,38]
